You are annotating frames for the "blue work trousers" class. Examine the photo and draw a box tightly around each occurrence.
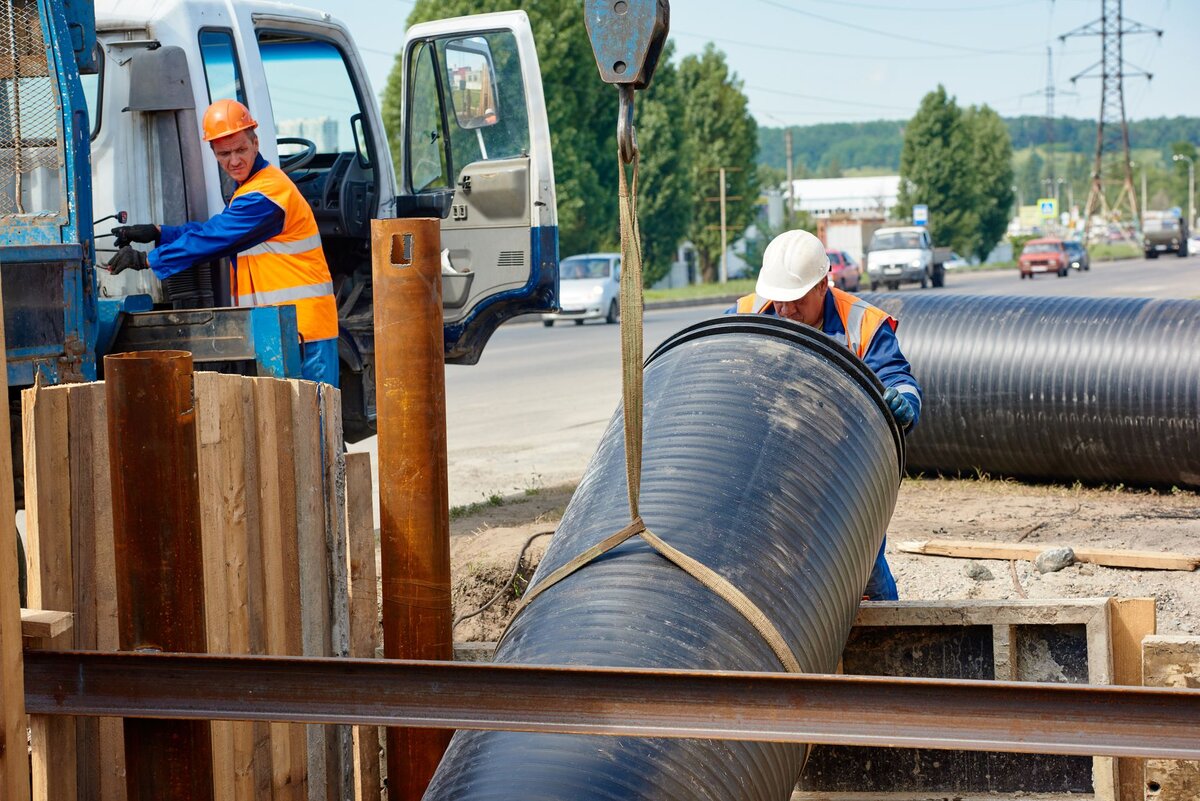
[863,536,899,601]
[301,337,339,386]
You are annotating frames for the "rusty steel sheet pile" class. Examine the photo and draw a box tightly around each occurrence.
[424,316,904,801]
[861,293,1200,489]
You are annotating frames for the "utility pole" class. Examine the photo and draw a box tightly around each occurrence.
[1061,0,1162,242]
[784,128,795,229]
[719,167,728,284]
[704,167,743,284]
[1044,47,1056,188]
[1141,169,1147,217]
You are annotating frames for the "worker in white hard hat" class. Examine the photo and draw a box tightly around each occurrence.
[728,229,922,600]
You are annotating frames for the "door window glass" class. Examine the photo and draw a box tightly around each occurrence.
[198,29,246,104]
[258,34,366,158]
[436,31,528,168]
[406,40,450,192]
[80,45,103,138]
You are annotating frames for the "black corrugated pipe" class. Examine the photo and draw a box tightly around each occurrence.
[424,316,903,801]
[860,293,1200,489]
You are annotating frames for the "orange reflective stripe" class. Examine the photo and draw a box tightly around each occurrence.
[735,293,774,314]
[231,164,337,342]
[830,286,895,358]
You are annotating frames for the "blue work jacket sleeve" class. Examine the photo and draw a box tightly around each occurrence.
[158,220,205,246]
[862,324,924,430]
[147,192,286,280]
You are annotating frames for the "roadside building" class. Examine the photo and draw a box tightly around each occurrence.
[788,175,900,266]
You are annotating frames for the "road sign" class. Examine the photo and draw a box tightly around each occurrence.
[912,204,929,226]
[1038,198,1057,219]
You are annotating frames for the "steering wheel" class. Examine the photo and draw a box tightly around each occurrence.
[277,137,317,173]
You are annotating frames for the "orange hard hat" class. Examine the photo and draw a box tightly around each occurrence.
[202,98,257,142]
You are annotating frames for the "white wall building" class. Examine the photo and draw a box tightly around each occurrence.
[277,117,340,152]
[790,175,900,219]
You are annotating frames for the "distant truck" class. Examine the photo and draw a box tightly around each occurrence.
[1142,210,1189,258]
[864,226,951,290]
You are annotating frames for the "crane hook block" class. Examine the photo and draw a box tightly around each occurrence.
[584,0,670,90]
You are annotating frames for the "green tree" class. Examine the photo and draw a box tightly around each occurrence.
[1016,149,1044,210]
[679,45,759,282]
[964,105,1014,262]
[895,85,979,256]
[635,43,693,287]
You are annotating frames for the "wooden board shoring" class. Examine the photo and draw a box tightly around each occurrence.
[797,599,1117,801]
[1142,635,1200,801]
[23,383,78,801]
[20,374,361,801]
[897,539,1199,571]
[0,288,29,798]
[346,451,382,801]
[1108,599,1156,801]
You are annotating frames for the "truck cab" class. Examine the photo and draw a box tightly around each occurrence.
[83,0,557,439]
[865,225,945,291]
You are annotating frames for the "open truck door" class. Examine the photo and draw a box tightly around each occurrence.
[400,11,557,364]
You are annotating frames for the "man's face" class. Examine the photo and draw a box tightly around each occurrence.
[211,130,259,183]
[775,280,827,327]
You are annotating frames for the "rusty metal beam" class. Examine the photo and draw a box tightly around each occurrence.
[23,650,1200,760]
[104,351,214,801]
[371,218,453,799]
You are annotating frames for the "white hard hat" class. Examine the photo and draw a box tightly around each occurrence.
[755,230,830,302]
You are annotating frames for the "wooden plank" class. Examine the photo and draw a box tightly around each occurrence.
[1143,635,1200,801]
[345,451,382,801]
[22,384,78,801]
[322,384,354,801]
[0,317,28,799]
[897,539,1199,571]
[77,382,127,801]
[237,377,275,801]
[290,380,330,801]
[1108,599,1156,801]
[19,609,73,640]
[196,373,238,800]
[254,378,307,801]
[67,383,103,798]
[991,624,1017,681]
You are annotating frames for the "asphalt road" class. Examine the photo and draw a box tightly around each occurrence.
[350,254,1200,517]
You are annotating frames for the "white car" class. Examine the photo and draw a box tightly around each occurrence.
[942,251,969,270]
[542,253,621,326]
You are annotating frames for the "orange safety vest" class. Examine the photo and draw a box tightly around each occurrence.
[231,165,338,342]
[735,286,897,359]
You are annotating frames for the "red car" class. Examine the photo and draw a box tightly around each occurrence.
[1019,238,1070,279]
[826,250,863,291]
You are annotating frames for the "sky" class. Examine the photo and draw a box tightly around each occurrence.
[328,0,1198,128]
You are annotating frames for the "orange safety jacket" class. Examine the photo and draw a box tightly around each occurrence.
[734,286,897,359]
[231,165,338,342]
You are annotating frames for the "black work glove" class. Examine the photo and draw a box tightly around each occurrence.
[112,224,161,247]
[883,387,916,431]
[108,246,150,275]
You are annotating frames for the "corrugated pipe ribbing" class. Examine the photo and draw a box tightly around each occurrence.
[424,316,903,801]
[860,293,1200,488]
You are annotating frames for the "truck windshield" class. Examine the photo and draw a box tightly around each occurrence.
[871,232,923,250]
[1144,219,1179,232]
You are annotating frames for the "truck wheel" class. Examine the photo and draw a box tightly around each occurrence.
[920,272,929,289]
[931,265,945,288]
[1147,250,1158,259]
[1178,245,1188,257]
[543,320,554,328]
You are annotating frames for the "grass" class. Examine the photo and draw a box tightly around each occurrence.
[449,493,505,521]
[1088,242,1142,261]
[644,278,755,303]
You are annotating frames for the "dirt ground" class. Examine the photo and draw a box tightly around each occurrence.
[447,477,1200,644]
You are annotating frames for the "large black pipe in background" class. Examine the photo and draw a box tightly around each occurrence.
[424,316,903,801]
[861,293,1200,489]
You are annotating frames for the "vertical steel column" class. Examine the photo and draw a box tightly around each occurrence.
[371,219,452,800]
[105,351,213,801]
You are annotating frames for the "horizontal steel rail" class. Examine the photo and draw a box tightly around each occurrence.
[23,650,1200,760]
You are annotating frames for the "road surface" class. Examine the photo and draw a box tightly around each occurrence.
[350,254,1200,517]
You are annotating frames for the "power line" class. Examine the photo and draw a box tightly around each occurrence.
[795,0,1041,12]
[747,0,1050,54]
[671,28,1061,62]
[745,84,915,112]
